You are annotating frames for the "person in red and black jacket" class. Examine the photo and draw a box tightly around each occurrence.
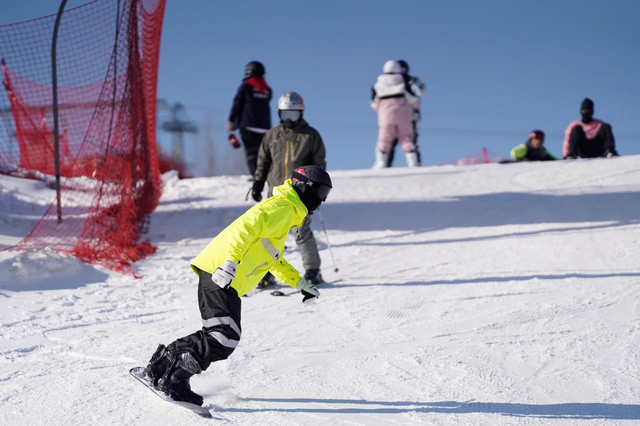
[227,61,273,176]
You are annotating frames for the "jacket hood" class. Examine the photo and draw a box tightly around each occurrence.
[377,73,405,85]
[374,74,408,99]
[272,179,308,226]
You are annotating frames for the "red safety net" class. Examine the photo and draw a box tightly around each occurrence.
[0,0,167,275]
[157,145,195,179]
[435,148,509,166]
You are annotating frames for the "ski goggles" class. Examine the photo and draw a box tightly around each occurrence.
[278,110,302,122]
[313,183,332,202]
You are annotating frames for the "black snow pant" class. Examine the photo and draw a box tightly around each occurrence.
[240,128,265,177]
[386,120,421,167]
[567,124,617,159]
[167,269,242,371]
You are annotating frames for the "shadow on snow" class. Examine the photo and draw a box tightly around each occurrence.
[147,190,640,244]
[328,272,640,289]
[225,397,640,420]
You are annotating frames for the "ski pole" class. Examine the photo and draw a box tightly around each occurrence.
[317,208,338,273]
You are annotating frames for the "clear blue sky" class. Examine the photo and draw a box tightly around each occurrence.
[2,0,640,174]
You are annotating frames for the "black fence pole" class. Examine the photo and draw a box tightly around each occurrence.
[52,0,68,224]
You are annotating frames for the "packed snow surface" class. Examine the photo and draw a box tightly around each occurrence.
[1,157,639,425]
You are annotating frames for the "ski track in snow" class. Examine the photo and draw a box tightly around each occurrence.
[1,158,640,425]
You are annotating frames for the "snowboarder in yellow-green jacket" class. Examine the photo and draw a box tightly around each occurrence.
[510,129,557,162]
[141,166,333,407]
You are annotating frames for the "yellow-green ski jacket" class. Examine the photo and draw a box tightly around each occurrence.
[190,180,307,297]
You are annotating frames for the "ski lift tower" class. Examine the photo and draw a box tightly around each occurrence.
[158,100,197,165]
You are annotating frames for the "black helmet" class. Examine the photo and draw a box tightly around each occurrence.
[398,59,409,74]
[291,166,332,212]
[245,61,265,78]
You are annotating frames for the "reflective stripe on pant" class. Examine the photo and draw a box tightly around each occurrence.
[292,216,321,271]
[168,269,242,371]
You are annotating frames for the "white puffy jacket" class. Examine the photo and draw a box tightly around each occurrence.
[371,73,419,110]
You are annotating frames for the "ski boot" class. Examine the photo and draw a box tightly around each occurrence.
[143,344,171,385]
[257,272,276,288]
[373,150,388,169]
[304,269,325,285]
[158,352,204,406]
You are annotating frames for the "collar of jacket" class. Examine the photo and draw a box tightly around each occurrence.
[272,179,308,225]
[244,76,269,91]
[278,117,308,132]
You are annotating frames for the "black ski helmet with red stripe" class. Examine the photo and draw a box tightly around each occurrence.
[291,166,332,212]
[245,61,265,78]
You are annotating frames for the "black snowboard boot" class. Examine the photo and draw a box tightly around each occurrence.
[257,272,276,288]
[143,344,171,385]
[304,269,324,285]
[158,353,204,406]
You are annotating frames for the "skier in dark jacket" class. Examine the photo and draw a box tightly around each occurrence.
[562,98,619,159]
[251,91,327,286]
[510,130,557,162]
[227,61,272,176]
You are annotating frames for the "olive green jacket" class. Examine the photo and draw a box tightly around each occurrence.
[254,119,327,196]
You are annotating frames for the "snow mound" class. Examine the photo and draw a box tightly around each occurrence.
[0,248,109,291]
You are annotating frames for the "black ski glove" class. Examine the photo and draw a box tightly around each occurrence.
[251,180,265,202]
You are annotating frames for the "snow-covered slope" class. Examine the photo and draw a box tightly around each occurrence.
[1,157,639,425]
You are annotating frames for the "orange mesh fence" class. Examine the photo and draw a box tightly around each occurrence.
[435,148,509,166]
[0,0,167,275]
[157,145,195,179]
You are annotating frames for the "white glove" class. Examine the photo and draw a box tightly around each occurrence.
[212,260,237,288]
[296,278,320,304]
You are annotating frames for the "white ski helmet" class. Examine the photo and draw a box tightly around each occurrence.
[383,60,402,74]
[277,91,305,111]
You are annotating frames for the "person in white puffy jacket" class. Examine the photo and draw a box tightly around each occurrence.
[370,60,420,168]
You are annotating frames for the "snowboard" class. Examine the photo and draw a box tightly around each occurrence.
[129,367,212,418]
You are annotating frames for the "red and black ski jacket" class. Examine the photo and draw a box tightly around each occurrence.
[228,77,272,131]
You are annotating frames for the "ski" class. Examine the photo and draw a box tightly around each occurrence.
[129,367,213,418]
[270,289,298,297]
[244,282,279,297]
[270,279,342,297]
